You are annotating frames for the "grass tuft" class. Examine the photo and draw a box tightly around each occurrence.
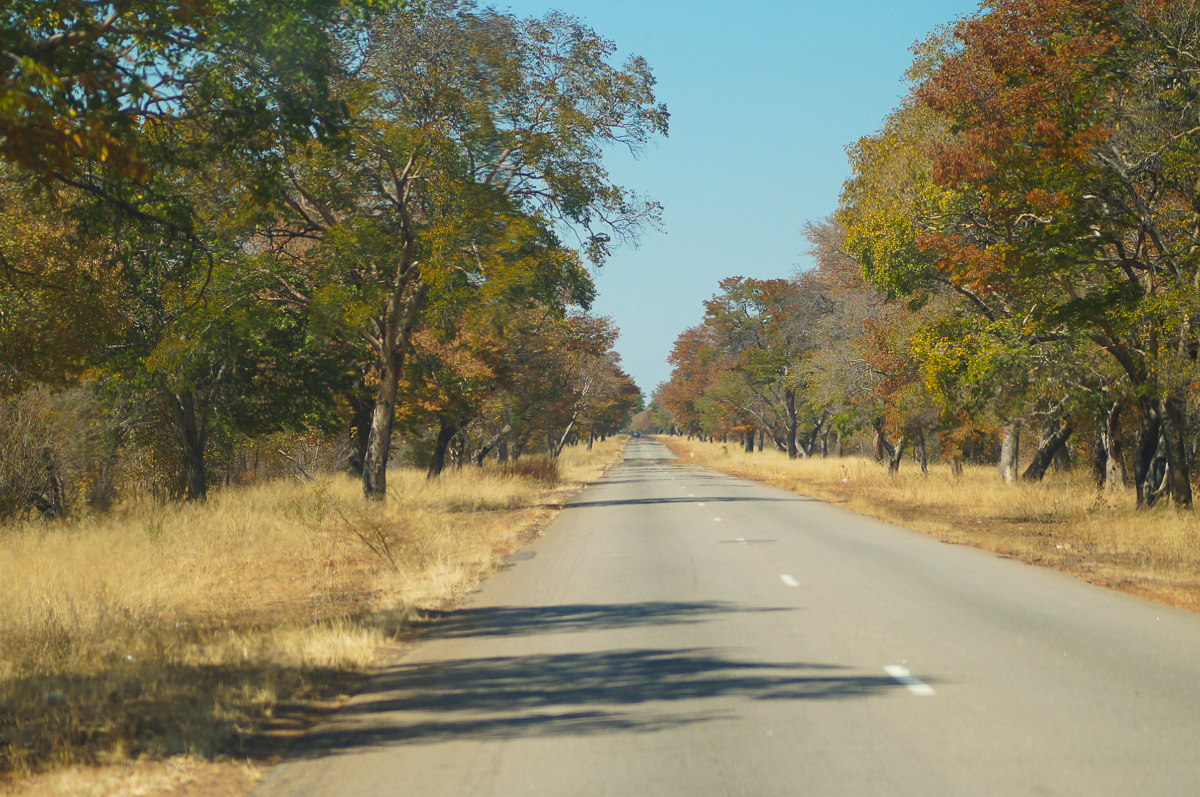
[494,455,560,486]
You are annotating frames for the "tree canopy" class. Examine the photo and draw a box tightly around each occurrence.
[658,0,1200,506]
[0,1,656,513]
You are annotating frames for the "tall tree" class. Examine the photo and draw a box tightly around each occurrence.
[702,276,832,457]
[255,4,667,499]
[1,0,402,500]
[915,0,1200,506]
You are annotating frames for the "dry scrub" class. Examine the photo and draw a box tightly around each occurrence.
[659,436,1200,611]
[0,439,624,795]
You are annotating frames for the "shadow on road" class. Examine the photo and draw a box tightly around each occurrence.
[588,477,753,487]
[290,648,914,756]
[411,601,791,640]
[565,495,816,509]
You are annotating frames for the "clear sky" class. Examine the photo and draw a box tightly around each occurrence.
[499,0,982,396]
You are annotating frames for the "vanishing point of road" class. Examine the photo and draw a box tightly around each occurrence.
[255,438,1200,796]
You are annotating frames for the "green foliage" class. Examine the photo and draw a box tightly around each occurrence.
[0,1,663,503]
[840,102,951,301]
[0,0,401,184]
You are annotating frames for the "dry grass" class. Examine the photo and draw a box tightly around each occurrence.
[0,440,626,795]
[659,436,1200,611]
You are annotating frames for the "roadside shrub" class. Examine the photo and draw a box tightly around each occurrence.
[0,386,119,519]
[498,455,560,485]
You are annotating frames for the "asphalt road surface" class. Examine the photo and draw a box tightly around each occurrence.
[255,438,1200,796]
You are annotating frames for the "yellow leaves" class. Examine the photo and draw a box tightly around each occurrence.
[312,284,374,332]
[141,334,191,380]
[411,329,495,382]
[840,102,962,295]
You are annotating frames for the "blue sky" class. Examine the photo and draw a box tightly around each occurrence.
[500,0,982,396]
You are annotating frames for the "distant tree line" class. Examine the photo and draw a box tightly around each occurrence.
[0,0,658,515]
[656,0,1200,508]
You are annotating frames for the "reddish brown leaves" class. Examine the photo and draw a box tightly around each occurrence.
[918,0,1120,188]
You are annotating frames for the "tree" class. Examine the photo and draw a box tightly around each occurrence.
[838,13,1125,486]
[0,172,125,394]
[914,0,1200,506]
[801,217,889,457]
[1,0,403,501]
[659,325,722,439]
[701,276,832,457]
[253,4,667,499]
[397,321,504,477]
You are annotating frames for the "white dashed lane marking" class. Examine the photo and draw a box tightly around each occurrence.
[884,665,935,696]
[779,574,800,588]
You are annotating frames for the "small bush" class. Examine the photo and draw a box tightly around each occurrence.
[497,456,560,485]
[0,386,121,519]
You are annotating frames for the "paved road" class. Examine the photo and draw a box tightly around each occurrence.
[256,438,1200,796]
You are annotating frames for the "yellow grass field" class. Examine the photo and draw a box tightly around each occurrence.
[0,439,625,796]
[658,435,1200,612]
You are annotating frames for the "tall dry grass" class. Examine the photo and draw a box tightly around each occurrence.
[0,439,625,790]
[659,436,1200,610]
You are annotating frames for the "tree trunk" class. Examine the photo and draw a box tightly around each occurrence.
[475,423,512,466]
[744,430,755,453]
[1161,395,1193,508]
[1102,402,1124,491]
[167,389,207,502]
[914,428,927,476]
[998,424,1020,484]
[363,357,399,500]
[803,411,828,458]
[1134,398,1163,507]
[363,281,429,501]
[1053,439,1072,471]
[28,447,65,518]
[1021,420,1074,482]
[552,413,579,458]
[887,435,907,474]
[427,417,460,478]
[872,417,894,463]
[785,388,799,459]
[346,396,372,478]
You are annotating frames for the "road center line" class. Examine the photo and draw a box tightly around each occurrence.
[779,574,800,588]
[884,665,935,696]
